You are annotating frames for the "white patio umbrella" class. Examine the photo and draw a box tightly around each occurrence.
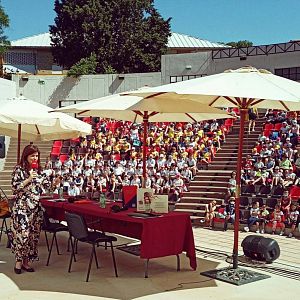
[127,66,300,274]
[0,97,92,162]
[54,93,233,179]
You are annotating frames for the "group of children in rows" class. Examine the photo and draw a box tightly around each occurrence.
[46,117,228,200]
[241,109,300,196]
[204,192,300,237]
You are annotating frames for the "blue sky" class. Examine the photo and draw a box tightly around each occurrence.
[2,0,300,45]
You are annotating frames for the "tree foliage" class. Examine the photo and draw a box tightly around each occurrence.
[67,53,98,77]
[226,40,253,48]
[50,0,171,74]
[0,1,10,55]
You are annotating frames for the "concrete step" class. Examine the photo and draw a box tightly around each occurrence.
[0,179,11,184]
[181,197,224,204]
[182,191,224,198]
[173,208,205,216]
[194,176,231,182]
[175,202,208,209]
[208,164,236,171]
[212,157,238,162]
[219,149,247,154]
[188,186,227,192]
[225,137,258,141]
[189,180,229,186]
[196,169,233,174]
[210,160,237,165]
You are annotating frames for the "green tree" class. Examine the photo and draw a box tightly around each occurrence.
[50,0,171,74]
[226,40,253,48]
[67,53,98,77]
[0,1,10,77]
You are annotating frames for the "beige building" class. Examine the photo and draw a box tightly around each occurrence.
[4,32,229,75]
[3,32,300,106]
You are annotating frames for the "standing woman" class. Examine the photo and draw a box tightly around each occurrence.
[248,107,258,133]
[11,144,49,274]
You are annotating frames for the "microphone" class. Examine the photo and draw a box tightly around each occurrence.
[31,161,39,171]
[30,161,39,183]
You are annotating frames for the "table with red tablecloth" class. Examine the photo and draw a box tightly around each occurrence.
[41,199,197,271]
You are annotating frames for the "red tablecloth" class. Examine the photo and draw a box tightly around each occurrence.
[41,200,197,270]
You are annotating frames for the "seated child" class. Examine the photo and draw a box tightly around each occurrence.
[269,204,285,235]
[204,200,217,228]
[223,197,235,231]
[244,201,260,233]
[285,203,299,238]
[259,204,270,234]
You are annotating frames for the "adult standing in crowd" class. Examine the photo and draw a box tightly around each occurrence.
[248,107,258,133]
[10,144,49,274]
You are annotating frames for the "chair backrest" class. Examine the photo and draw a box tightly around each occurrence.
[42,211,51,229]
[274,123,282,131]
[65,212,88,240]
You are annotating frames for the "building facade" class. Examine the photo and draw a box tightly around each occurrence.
[4,33,300,106]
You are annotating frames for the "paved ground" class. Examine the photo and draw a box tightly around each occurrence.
[193,226,300,268]
[1,226,299,300]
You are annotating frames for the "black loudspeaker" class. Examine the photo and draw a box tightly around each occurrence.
[241,235,280,263]
[0,136,5,159]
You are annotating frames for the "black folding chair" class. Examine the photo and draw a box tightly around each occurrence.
[42,211,68,266]
[65,212,118,282]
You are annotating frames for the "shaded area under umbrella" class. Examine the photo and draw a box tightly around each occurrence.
[0,97,92,162]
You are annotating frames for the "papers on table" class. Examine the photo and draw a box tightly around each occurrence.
[137,188,168,214]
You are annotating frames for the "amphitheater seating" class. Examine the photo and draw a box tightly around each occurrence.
[274,122,282,131]
[289,185,300,201]
[264,123,274,131]
[59,154,68,164]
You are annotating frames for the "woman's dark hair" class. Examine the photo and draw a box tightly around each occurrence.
[20,144,41,172]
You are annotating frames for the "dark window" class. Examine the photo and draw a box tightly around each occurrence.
[169,74,206,83]
[275,67,300,81]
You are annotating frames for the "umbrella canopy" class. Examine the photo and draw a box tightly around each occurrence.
[54,93,233,178]
[0,97,92,162]
[127,66,300,271]
[54,93,231,122]
[129,66,300,110]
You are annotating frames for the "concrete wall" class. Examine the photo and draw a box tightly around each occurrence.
[161,52,211,84]
[11,72,162,107]
[212,50,300,75]
[8,46,300,106]
[161,49,300,83]
[0,78,16,100]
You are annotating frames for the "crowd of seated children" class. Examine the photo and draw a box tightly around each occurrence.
[242,109,300,198]
[242,190,300,236]
[46,117,230,201]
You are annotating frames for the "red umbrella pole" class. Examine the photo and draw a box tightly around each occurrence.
[142,113,149,187]
[232,107,246,269]
[17,124,21,164]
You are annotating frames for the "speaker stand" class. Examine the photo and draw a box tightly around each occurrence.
[201,266,270,286]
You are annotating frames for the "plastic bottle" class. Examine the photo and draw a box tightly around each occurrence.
[99,193,106,208]
[59,187,63,199]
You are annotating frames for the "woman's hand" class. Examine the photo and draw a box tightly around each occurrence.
[29,169,37,181]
